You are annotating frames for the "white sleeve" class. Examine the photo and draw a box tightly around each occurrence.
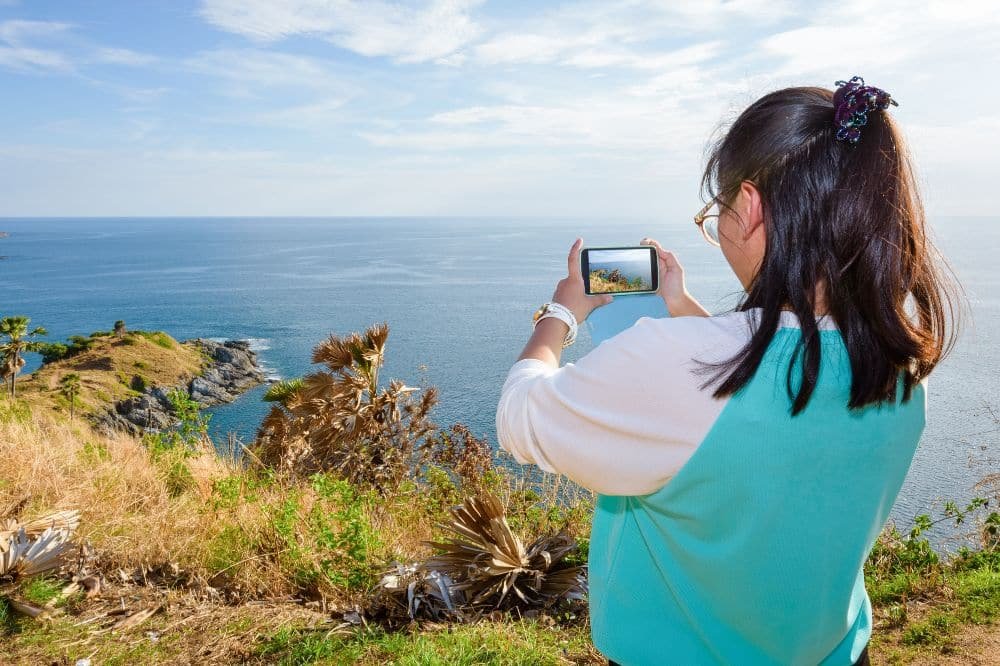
[495,315,733,496]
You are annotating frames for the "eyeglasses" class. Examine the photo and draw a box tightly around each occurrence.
[694,199,721,247]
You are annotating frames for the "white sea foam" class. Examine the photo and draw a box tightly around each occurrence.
[206,337,280,380]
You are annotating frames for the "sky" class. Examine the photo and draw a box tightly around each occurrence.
[0,0,997,218]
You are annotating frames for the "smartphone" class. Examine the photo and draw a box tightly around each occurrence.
[581,246,658,295]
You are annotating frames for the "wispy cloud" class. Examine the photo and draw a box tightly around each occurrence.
[92,46,158,67]
[187,49,348,95]
[0,19,158,73]
[472,1,786,68]
[0,19,73,71]
[199,0,485,64]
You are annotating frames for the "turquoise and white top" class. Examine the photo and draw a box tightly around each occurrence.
[496,309,925,665]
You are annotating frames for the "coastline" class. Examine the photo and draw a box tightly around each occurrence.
[92,338,266,436]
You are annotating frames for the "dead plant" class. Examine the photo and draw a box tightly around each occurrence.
[252,323,439,491]
[366,492,586,626]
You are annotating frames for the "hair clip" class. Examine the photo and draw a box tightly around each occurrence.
[832,76,898,144]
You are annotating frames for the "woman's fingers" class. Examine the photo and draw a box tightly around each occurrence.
[640,236,668,259]
[640,237,682,272]
[567,237,583,279]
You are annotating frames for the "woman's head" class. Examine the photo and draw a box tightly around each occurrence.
[699,80,961,414]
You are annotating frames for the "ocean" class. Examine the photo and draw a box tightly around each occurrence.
[1,216,996,549]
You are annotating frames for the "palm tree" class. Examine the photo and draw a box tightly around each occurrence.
[0,316,48,398]
[253,322,439,489]
[59,373,82,420]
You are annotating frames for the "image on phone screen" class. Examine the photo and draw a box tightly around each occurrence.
[581,246,658,295]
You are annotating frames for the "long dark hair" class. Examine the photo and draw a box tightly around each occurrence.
[700,85,961,415]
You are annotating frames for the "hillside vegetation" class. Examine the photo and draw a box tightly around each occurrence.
[16,330,204,420]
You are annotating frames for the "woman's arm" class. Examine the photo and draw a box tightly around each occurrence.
[497,315,731,496]
[665,292,711,318]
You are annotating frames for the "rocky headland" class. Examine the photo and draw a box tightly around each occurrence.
[94,339,265,436]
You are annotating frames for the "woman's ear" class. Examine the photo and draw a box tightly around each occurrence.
[740,181,764,242]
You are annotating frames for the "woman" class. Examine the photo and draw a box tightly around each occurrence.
[495,78,959,665]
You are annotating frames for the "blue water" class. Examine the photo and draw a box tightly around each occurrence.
[1,217,997,548]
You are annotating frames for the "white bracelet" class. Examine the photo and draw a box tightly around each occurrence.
[532,302,578,347]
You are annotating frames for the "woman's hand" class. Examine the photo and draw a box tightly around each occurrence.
[516,237,612,366]
[552,238,613,324]
[639,237,710,317]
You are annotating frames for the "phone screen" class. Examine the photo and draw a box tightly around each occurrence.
[581,246,658,295]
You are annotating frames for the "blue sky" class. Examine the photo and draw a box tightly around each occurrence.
[0,0,996,217]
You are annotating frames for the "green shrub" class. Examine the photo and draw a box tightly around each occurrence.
[66,335,95,354]
[130,374,148,392]
[142,389,210,497]
[206,524,256,576]
[145,389,210,454]
[420,464,461,516]
[133,330,174,349]
[265,474,382,594]
[310,474,382,590]
[0,399,31,424]
[35,342,69,364]
[37,332,106,364]
[80,440,111,464]
[901,611,957,646]
[210,470,275,510]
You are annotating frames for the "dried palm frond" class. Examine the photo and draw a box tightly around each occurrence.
[1,509,81,620]
[365,563,464,627]
[5,509,80,539]
[1,512,78,578]
[421,493,585,610]
[311,334,356,373]
[366,493,586,625]
[251,323,443,491]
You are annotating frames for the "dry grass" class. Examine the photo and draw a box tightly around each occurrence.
[0,406,226,574]
[0,401,589,612]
